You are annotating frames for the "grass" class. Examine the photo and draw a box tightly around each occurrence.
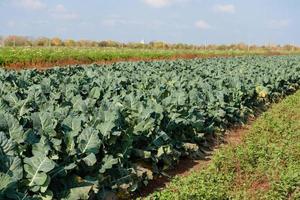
[144,90,300,200]
[0,47,298,69]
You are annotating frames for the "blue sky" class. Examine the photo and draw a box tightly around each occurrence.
[0,0,299,45]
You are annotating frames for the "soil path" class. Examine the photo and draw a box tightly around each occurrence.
[5,52,284,71]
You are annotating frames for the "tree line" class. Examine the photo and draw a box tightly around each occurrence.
[0,35,299,51]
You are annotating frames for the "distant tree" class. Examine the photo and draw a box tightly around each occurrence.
[4,35,16,46]
[206,44,217,50]
[64,39,76,47]
[98,41,109,47]
[106,40,121,48]
[0,36,3,47]
[127,42,144,49]
[235,43,247,50]
[34,37,50,46]
[1,34,299,52]
[174,43,185,49]
[149,41,167,49]
[283,44,295,51]
[3,35,30,46]
[51,37,63,46]
[76,40,92,47]
[216,45,227,50]
[90,41,98,47]
[249,45,258,51]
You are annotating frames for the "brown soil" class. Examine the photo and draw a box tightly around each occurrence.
[134,119,255,198]
[4,52,284,71]
[250,177,270,192]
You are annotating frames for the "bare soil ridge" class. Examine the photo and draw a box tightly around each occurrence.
[5,52,284,70]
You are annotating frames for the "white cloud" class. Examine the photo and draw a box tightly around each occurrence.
[195,20,211,30]
[213,4,235,14]
[14,0,46,10]
[268,19,290,29]
[53,4,66,13]
[144,0,172,8]
[143,0,189,8]
[50,4,79,20]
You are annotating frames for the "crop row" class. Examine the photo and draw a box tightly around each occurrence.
[0,47,271,69]
[0,56,300,199]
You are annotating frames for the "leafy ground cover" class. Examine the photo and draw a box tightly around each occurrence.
[0,47,294,69]
[0,56,300,199]
[145,90,300,200]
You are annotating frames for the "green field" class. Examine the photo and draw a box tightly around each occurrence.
[0,47,297,69]
[0,56,300,199]
[146,90,300,200]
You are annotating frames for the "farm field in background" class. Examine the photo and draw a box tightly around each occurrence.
[0,56,300,199]
[1,46,299,69]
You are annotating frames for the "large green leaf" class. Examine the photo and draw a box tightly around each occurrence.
[0,113,26,144]
[96,121,115,138]
[56,175,97,200]
[82,153,97,167]
[89,86,101,99]
[62,116,82,155]
[62,116,82,136]
[24,155,56,188]
[0,155,23,181]
[62,185,92,200]
[0,173,14,193]
[32,135,51,157]
[31,112,57,137]
[99,155,119,173]
[77,127,101,154]
[0,132,15,156]
[96,109,121,138]
[71,95,87,112]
